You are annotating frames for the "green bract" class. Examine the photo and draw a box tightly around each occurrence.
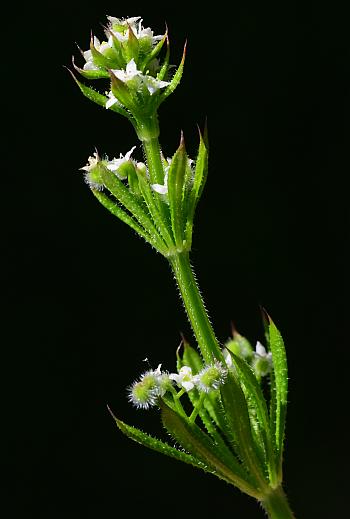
[70,14,295,519]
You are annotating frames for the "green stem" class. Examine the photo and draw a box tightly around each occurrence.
[169,251,222,363]
[136,113,164,184]
[261,486,296,519]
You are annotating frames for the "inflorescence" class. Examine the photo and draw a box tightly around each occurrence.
[128,337,272,415]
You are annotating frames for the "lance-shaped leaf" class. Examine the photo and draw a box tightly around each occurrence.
[167,134,188,247]
[122,25,139,63]
[160,41,186,102]
[90,38,119,69]
[137,174,175,249]
[140,29,168,73]
[92,190,167,255]
[178,342,239,464]
[230,353,278,485]
[185,129,209,246]
[220,373,268,491]
[99,165,167,250]
[267,315,288,476]
[67,69,131,120]
[180,342,237,441]
[106,30,125,68]
[157,34,170,81]
[161,402,261,498]
[110,412,228,482]
[72,56,110,79]
[109,70,136,111]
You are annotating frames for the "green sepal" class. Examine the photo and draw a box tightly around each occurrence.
[140,30,167,73]
[230,353,277,485]
[220,373,268,492]
[167,134,188,247]
[160,42,186,101]
[92,190,166,254]
[267,316,288,476]
[161,402,262,498]
[185,129,208,246]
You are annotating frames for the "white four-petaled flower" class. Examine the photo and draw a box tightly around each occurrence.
[169,366,198,392]
[109,59,170,98]
[106,146,136,179]
[107,16,164,45]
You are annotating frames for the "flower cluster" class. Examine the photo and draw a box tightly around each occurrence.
[72,15,186,140]
[128,365,170,409]
[80,147,144,191]
[128,361,227,411]
[223,330,273,378]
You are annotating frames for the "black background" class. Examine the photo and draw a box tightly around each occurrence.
[4,1,348,517]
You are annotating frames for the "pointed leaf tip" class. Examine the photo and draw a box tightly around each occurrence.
[179,130,186,149]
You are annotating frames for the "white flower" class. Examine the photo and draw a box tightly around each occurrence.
[106,146,136,179]
[105,91,121,109]
[252,341,273,377]
[142,76,170,94]
[83,36,111,71]
[255,341,271,360]
[107,16,164,45]
[80,152,99,172]
[151,171,168,195]
[111,59,170,95]
[169,366,198,392]
[222,348,233,368]
[112,58,140,82]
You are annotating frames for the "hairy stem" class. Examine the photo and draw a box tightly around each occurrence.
[169,251,222,363]
[261,486,296,519]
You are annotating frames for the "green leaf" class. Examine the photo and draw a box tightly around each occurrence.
[90,40,119,69]
[185,130,209,246]
[137,174,175,250]
[167,134,188,247]
[99,165,166,249]
[110,71,135,111]
[72,57,110,79]
[231,353,277,485]
[179,342,226,433]
[160,42,186,101]
[268,316,288,475]
[181,342,204,373]
[140,30,167,73]
[92,190,167,254]
[220,373,268,491]
[110,412,212,475]
[68,69,130,119]
[106,30,125,68]
[122,26,139,63]
[157,35,170,81]
[161,402,261,498]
